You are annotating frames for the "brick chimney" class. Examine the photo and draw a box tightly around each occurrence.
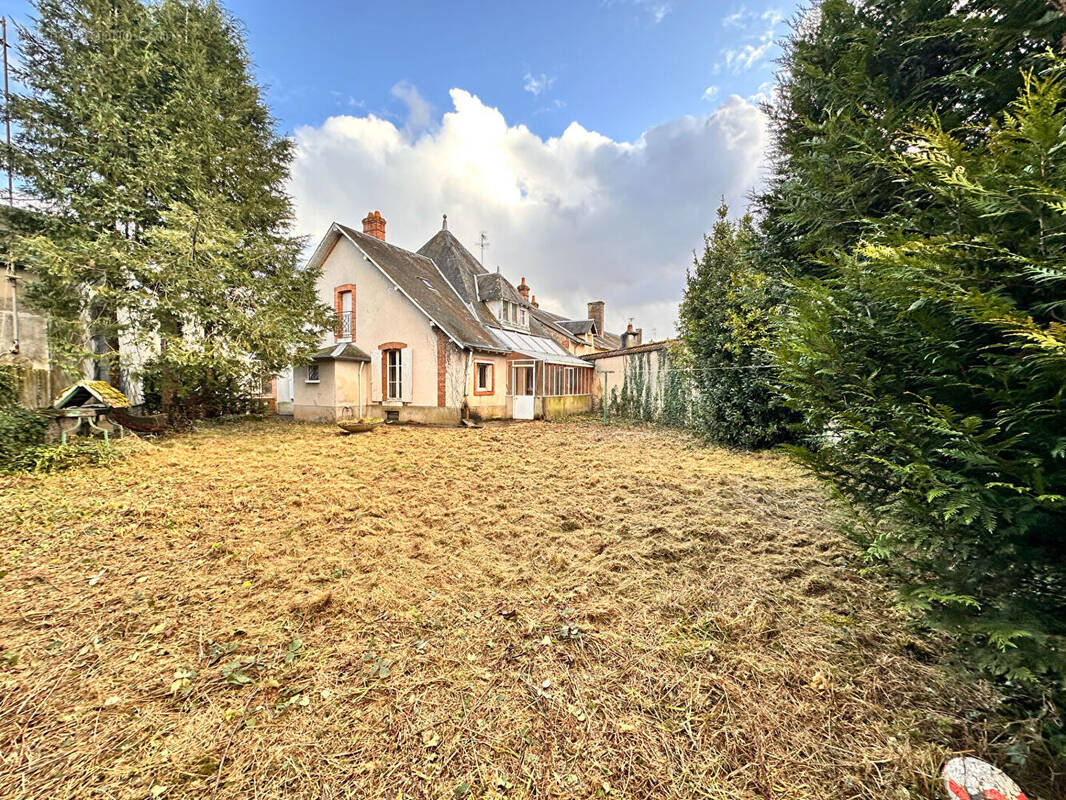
[622,322,643,349]
[517,276,530,301]
[531,294,539,309]
[362,210,386,241]
[587,300,604,336]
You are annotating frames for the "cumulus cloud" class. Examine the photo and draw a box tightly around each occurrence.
[702,85,720,102]
[288,89,769,338]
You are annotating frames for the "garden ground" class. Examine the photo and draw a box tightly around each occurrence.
[0,418,1004,799]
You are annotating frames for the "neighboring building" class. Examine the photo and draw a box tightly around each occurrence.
[0,207,73,408]
[0,262,66,408]
[286,211,628,424]
[584,338,676,410]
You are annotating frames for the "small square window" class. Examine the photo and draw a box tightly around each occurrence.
[306,363,320,383]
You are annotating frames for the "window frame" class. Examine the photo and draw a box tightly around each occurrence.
[386,348,403,400]
[334,284,356,342]
[474,360,494,395]
[305,363,320,384]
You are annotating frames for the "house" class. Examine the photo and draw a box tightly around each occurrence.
[284,211,627,424]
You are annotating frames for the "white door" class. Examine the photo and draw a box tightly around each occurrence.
[512,364,534,420]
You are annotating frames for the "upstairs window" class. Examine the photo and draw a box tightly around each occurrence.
[334,285,355,341]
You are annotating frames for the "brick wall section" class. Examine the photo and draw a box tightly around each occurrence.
[436,328,448,407]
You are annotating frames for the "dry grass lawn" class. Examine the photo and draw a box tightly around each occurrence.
[0,418,1003,799]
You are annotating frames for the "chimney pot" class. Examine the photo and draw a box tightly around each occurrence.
[531,294,539,308]
[517,276,530,301]
[362,210,387,241]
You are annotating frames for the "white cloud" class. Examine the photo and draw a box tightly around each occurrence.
[288,89,769,338]
[646,2,671,23]
[702,85,720,102]
[390,80,432,132]
[748,80,775,105]
[719,5,785,73]
[725,40,774,72]
[523,72,556,97]
[606,0,672,24]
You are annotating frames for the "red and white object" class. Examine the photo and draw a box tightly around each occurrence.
[943,757,1027,800]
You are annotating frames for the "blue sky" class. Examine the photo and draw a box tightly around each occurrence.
[214,0,791,142]
[0,0,797,337]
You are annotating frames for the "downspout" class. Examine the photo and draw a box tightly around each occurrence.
[462,347,472,419]
[358,360,364,420]
[7,270,17,354]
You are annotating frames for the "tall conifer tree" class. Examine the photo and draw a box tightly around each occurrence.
[10,0,331,411]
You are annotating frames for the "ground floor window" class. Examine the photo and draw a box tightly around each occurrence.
[306,364,320,383]
[475,361,494,394]
[387,349,402,400]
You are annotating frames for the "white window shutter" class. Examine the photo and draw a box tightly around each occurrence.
[400,347,413,403]
[371,349,382,399]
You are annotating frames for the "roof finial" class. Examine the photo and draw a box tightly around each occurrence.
[442,213,447,231]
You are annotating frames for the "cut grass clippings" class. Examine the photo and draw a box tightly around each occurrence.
[0,418,1014,798]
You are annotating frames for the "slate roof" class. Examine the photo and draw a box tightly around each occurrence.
[527,307,587,346]
[416,228,502,329]
[418,228,484,298]
[336,225,504,352]
[318,219,624,357]
[559,319,595,336]
[311,342,371,362]
[595,331,623,350]
[475,272,524,303]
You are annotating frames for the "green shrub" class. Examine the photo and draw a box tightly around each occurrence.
[0,364,19,405]
[140,355,268,420]
[8,439,120,473]
[0,403,48,470]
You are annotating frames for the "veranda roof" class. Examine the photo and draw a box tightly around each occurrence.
[488,328,592,368]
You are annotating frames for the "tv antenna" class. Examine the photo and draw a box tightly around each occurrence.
[477,231,489,265]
